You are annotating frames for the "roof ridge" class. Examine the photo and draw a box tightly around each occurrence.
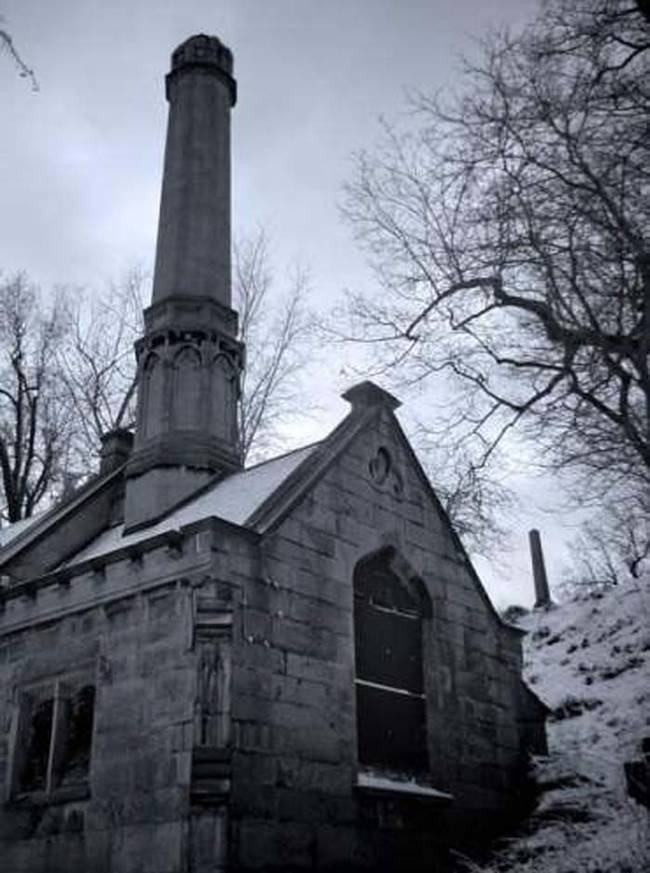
[242,439,323,474]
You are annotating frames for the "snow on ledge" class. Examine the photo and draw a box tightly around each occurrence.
[355,772,453,801]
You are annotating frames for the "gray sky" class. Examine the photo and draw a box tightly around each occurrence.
[0,0,580,607]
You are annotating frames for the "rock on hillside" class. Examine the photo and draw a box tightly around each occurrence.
[465,576,650,873]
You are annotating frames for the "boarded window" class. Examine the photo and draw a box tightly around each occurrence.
[354,552,428,774]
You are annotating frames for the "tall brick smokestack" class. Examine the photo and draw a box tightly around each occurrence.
[124,35,243,532]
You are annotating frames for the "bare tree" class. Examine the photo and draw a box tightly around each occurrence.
[57,266,146,469]
[0,274,70,522]
[563,491,650,591]
[415,436,515,555]
[0,18,38,90]
[340,0,650,514]
[234,229,313,462]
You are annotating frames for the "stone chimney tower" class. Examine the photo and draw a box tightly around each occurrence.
[529,528,553,608]
[124,34,243,531]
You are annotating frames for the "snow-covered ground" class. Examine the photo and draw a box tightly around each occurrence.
[467,576,650,872]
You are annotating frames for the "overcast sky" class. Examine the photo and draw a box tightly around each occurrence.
[0,0,583,607]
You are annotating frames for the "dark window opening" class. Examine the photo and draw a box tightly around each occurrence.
[356,683,427,773]
[57,685,96,787]
[354,551,428,775]
[14,681,96,798]
[20,698,54,793]
[355,601,423,694]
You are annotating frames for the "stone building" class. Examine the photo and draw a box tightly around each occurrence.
[0,34,546,873]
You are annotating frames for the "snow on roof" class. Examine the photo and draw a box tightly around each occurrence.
[64,441,320,567]
[0,510,46,550]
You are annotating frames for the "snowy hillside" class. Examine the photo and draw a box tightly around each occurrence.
[469,577,650,872]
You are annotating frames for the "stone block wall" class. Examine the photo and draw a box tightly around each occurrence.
[0,520,251,873]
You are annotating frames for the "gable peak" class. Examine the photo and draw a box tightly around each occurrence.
[342,381,401,412]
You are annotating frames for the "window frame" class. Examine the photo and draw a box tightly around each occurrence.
[7,675,96,805]
[353,549,431,779]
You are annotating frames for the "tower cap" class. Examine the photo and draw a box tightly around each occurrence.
[167,34,236,104]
